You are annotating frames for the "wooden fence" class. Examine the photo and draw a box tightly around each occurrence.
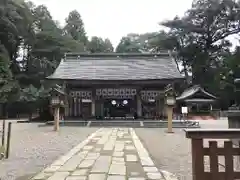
[185,129,240,180]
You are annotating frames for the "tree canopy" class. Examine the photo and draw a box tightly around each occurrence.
[1,0,240,115]
[0,0,115,118]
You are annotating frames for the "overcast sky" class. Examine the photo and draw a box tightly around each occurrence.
[30,0,194,47]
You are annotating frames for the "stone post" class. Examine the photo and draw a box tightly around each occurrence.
[164,84,176,133]
[54,107,60,131]
[167,105,173,133]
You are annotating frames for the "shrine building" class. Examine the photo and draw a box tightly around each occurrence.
[47,52,184,120]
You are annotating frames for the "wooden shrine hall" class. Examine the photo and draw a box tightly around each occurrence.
[47,52,184,120]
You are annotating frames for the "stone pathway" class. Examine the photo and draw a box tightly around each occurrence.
[31,128,178,180]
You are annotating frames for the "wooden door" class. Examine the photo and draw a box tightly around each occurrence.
[81,102,91,119]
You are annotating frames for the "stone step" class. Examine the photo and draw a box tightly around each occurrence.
[44,120,200,128]
[90,121,141,128]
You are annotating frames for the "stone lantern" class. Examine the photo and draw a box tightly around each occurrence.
[164,84,176,133]
[50,85,65,131]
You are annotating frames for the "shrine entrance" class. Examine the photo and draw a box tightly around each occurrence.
[103,99,136,119]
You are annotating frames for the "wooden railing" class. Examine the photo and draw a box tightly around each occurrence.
[185,129,240,180]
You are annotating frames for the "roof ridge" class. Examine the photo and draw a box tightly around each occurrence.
[65,52,169,56]
[64,52,171,61]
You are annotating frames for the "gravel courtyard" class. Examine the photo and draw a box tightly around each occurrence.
[0,122,98,180]
[0,120,229,180]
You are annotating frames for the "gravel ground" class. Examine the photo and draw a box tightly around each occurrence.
[135,120,229,180]
[0,122,98,180]
[0,120,230,180]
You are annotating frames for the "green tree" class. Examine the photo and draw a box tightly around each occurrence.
[103,38,114,52]
[64,10,87,44]
[161,0,240,86]
[116,32,167,53]
[0,1,89,117]
[116,34,142,53]
[0,44,18,103]
[87,36,114,53]
[21,4,84,88]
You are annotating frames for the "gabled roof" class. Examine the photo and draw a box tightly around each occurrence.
[47,52,184,81]
[51,84,65,95]
[176,85,217,101]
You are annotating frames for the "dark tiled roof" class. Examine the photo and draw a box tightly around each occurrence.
[176,85,217,101]
[47,53,183,80]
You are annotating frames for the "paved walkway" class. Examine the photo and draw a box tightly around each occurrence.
[31,128,178,180]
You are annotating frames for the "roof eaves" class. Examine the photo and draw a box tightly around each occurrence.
[200,88,217,99]
[46,59,65,79]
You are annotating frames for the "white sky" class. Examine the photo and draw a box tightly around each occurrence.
[30,0,193,47]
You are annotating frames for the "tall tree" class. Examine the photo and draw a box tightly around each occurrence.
[103,38,114,52]
[64,10,87,45]
[0,44,18,103]
[87,36,113,53]
[116,32,167,53]
[161,0,240,86]
[116,34,142,53]
[21,5,84,88]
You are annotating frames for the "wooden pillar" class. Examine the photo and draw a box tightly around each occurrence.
[91,90,95,117]
[68,98,72,117]
[74,97,77,117]
[167,105,173,133]
[91,98,95,117]
[156,99,161,119]
[78,98,81,117]
[137,93,142,118]
[63,81,68,118]
[54,107,60,131]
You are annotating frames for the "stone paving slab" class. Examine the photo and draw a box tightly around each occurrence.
[30,128,178,180]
